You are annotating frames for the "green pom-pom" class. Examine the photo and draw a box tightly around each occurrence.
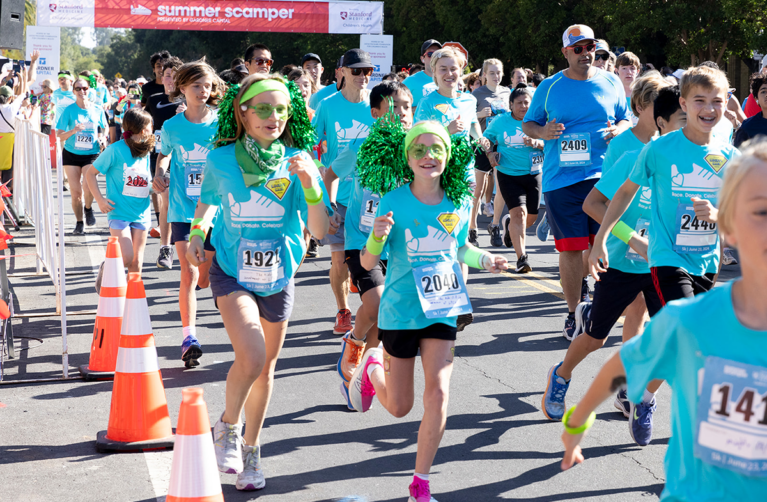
[212,83,240,149]
[441,135,475,207]
[87,75,98,91]
[357,109,409,198]
[286,80,317,152]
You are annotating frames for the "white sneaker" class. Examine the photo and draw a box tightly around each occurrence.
[484,202,494,217]
[213,415,243,474]
[236,444,266,491]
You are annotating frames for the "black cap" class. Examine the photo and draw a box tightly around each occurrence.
[341,49,374,69]
[420,39,442,56]
[301,53,322,65]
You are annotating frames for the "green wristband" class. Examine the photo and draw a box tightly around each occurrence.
[365,231,386,255]
[303,184,323,205]
[611,221,637,244]
[462,244,490,269]
[562,406,597,435]
[189,228,206,242]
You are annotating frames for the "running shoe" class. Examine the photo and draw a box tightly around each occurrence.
[468,228,479,247]
[722,247,738,265]
[156,245,174,270]
[479,202,485,216]
[457,313,473,332]
[72,221,85,236]
[562,314,577,341]
[629,398,656,446]
[339,381,354,410]
[149,227,161,239]
[84,206,96,226]
[484,202,494,218]
[614,388,630,418]
[409,477,438,502]
[333,309,353,335]
[236,444,266,491]
[573,301,592,340]
[541,362,570,420]
[489,225,503,247]
[501,214,513,248]
[337,330,365,382]
[350,282,359,294]
[213,415,243,473]
[95,261,105,295]
[515,254,532,274]
[348,347,383,413]
[536,212,550,242]
[581,278,591,302]
[181,335,203,368]
[306,238,319,258]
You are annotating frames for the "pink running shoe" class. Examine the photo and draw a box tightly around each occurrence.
[348,347,382,412]
[408,477,438,502]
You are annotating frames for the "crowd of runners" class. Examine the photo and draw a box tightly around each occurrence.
[2,22,767,501]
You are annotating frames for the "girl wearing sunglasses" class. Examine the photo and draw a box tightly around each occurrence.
[347,118,507,502]
[186,73,330,492]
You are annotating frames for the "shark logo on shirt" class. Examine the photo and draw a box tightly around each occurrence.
[228,192,286,222]
[334,120,370,148]
[503,130,526,147]
[671,163,722,198]
[179,143,210,169]
[405,225,456,257]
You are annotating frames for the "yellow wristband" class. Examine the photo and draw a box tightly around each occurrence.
[365,231,386,255]
[611,221,636,244]
[562,406,596,435]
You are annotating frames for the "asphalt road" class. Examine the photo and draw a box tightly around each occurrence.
[0,180,741,502]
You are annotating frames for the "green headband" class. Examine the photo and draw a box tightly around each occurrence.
[403,122,452,164]
[58,73,73,80]
[240,79,290,105]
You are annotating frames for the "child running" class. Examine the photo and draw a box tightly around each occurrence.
[347,120,507,502]
[186,74,330,491]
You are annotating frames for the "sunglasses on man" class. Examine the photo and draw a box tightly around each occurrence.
[348,67,373,77]
[566,44,596,55]
[249,58,274,67]
[594,53,610,61]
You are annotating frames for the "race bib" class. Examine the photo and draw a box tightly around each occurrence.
[123,164,151,198]
[359,189,380,233]
[674,204,717,254]
[75,122,96,150]
[412,261,472,319]
[184,162,203,201]
[154,130,162,153]
[695,356,767,477]
[558,133,591,167]
[529,151,544,175]
[625,218,649,262]
[236,238,287,293]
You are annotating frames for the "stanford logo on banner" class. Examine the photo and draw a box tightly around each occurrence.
[49,4,57,12]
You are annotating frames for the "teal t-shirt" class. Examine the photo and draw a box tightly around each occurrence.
[484,113,543,176]
[602,128,644,174]
[51,88,75,122]
[629,129,740,275]
[308,84,337,110]
[95,84,110,107]
[160,110,218,223]
[55,102,107,155]
[92,141,152,225]
[620,281,767,501]
[595,150,651,274]
[200,144,332,296]
[402,71,436,109]
[376,185,471,330]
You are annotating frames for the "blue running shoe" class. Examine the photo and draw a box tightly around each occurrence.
[573,301,592,340]
[614,389,630,418]
[536,211,550,242]
[562,314,577,341]
[181,335,203,368]
[542,362,570,420]
[629,398,656,446]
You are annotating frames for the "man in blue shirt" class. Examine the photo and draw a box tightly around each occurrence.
[523,24,630,340]
[402,39,442,110]
[309,57,344,110]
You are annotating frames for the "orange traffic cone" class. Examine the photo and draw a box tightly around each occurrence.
[166,388,224,502]
[80,236,126,380]
[96,273,174,452]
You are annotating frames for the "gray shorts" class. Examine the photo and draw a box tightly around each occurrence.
[321,203,346,253]
[209,256,294,323]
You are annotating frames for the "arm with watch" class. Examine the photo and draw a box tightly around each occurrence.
[322,164,340,235]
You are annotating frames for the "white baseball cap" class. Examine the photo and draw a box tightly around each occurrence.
[562,25,597,48]
[672,69,685,81]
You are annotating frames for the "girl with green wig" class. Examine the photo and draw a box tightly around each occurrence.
[348,119,508,502]
[185,73,331,492]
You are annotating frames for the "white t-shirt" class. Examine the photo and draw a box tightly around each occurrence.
[0,98,23,134]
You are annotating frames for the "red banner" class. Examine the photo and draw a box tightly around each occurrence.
[94,0,329,33]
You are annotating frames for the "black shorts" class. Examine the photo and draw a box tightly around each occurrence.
[344,249,386,297]
[379,323,457,359]
[170,221,215,251]
[497,171,542,215]
[474,150,493,173]
[651,266,716,306]
[40,123,52,135]
[62,149,99,168]
[586,268,663,340]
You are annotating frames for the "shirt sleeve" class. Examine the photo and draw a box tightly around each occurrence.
[330,146,356,181]
[523,81,549,125]
[733,126,749,148]
[484,117,499,145]
[54,105,69,131]
[414,98,432,123]
[200,155,221,207]
[92,143,114,175]
[160,124,173,156]
[98,108,108,129]
[629,141,654,187]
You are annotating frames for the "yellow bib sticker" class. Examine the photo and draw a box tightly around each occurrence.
[265,178,291,200]
[704,154,727,173]
[435,103,450,115]
[437,212,460,234]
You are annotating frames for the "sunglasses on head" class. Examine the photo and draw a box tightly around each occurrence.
[249,58,274,67]
[566,44,596,55]
[349,67,374,77]
[595,53,610,61]
[408,143,447,161]
[74,86,89,91]
[241,102,292,120]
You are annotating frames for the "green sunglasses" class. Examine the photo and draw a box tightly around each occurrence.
[408,142,447,161]
[241,102,292,120]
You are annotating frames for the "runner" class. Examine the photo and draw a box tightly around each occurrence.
[188,73,330,491]
[55,75,108,235]
[51,70,75,120]
[141,51,170,108]
[593,40,610,70]
[85,108,154,290]
[309,57,345,112]
[560,140,767,501]
[402,39,443,109]
[301,53,324,94]
[484,84,544,272]
[523,24,630,340]
[314,49,376,335]
[734,73,767,147]
[346,120,508,502]
[151,60,222,368]
[616,52,640,111]
[244,44,273,75]
[286,68,316,118]
[91,70,110,111]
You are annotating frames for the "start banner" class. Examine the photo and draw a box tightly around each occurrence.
[37,0,383,34]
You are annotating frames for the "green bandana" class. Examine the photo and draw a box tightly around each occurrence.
[235,135,285,187]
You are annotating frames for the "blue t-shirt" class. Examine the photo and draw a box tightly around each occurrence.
[160,110,218,223]
[602,128,645,174]
[312,92,373,206]
[92,141,152,225]
[376,185,470,330]
[402,71,436,109]
[200,144,331,296]
[51,88,75,122]
[484,113,543,176]
[524,69,629,192]
[629,129,740,275]
[620,281,767,501]
[594,150,651,274]
[308,84,337,110]
[55,102,108,155]
[95,84,110,107]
